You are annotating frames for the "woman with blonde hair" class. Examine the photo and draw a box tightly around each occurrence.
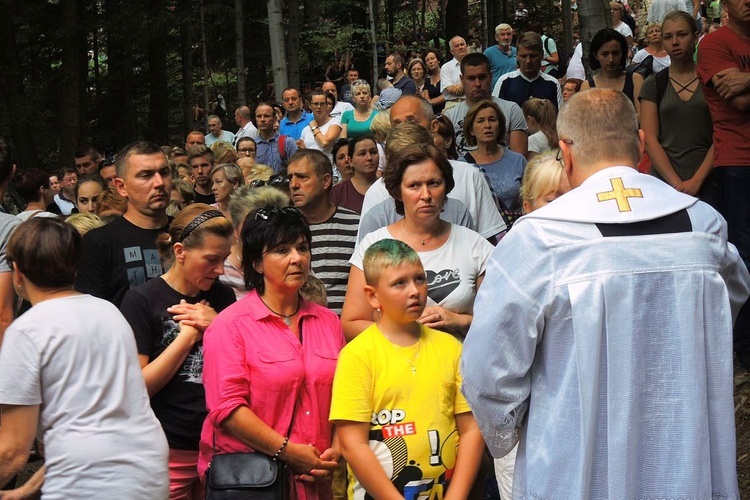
[120,204,236,499]
[210,163,244,218]
[520,150,571,214]
[521,98,559,157]
[210,141,238,164]
[341,80,379,139]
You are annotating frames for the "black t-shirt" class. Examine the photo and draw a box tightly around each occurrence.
[193,190,216,204]
[75,216,170,307]
[120,277,236,450]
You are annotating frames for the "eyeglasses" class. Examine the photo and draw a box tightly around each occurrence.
[556,139,574,162]
[238,148,256,155]
[254,206,303,221]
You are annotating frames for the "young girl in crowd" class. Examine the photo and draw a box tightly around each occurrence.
[521,98,559,158]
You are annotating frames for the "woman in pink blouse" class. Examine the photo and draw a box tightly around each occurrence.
[199,206,345,500]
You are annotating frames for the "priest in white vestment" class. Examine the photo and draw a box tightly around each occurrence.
[461,89,750,499]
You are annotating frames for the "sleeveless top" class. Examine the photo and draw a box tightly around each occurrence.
[587,72,634,104]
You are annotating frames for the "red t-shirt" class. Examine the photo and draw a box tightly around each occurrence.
[697,26,750,167]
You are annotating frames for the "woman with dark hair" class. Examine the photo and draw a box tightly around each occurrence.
[301,90,343,161]
[408,58,429,94]
[75,173,108,214]
[120,204,236,499]
[341,143,493,340]
[639,10,717,205]
[433,115,459,160]
[580,28,636,103]
[329,135,380,213]
[198,206,345,500]
[422,48,446,114]
[0,218,169,498]
[332,138,353,183]
[462,99,528,223]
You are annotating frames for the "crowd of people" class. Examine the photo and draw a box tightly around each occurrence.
[0,2,750,498]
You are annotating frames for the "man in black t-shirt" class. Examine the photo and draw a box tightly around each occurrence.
[187,145,216,204]
[75,141,173,307]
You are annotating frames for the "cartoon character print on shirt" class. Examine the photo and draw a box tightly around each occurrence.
[426,269,461,304]
[357,408,458,500]
[160,316,203,384]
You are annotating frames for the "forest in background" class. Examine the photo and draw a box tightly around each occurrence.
[0,0,609,171]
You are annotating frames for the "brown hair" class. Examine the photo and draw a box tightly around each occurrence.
[8,218,82,289]
[463,100,507,148]
[156,203,233,261]
[95,186,128,218]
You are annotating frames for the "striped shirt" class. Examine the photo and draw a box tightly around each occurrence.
[309,206,360,315]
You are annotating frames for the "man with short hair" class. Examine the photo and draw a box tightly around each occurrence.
[445,52,529,158]
[53,167,77,215]
[0,138,21,345]
[76,141,173,307]
[485,23,518,88]
[187,145,215,204]
[462,89,749,499]
[75,145,101,176]
[287,149,359,314]
[232,106,258,146]
[340,68,360,104]
[698,0,750,369]
[98,157,117,186]
[204,115,235,146]
[185,131,205,150]
[384,53,417,96]
[322,81,354,118]
[441,36,469,107]
[254,102,298,173]
[360,95,507,242]
[279,88,313,140]
[492,31,563,110]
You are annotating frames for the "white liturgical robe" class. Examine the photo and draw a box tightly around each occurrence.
[461,166,750,499]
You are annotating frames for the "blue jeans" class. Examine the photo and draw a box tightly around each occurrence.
[717,167,750,357]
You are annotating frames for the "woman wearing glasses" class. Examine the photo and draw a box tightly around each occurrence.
[301,90,343,162]
[340,80,379,139]
[199,206,345,500]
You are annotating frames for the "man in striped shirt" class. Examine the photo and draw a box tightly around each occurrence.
[287,149,359,314]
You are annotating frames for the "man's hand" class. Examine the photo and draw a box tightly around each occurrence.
[713,68,750,100]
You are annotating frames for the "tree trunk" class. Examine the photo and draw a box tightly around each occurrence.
[445,0,468,44]
[267,0,288,100]
[577,0,612,74]
[105,0,137,147]
[146,0,169,144]
[286,0,301,90]
[369,0,379,87]
[303,0,320,30]
[561,0,574,69]
[0,0,39,169]
[200,0,210,131]
[179,0,194,134]
[235,0,246,104]
[59,0,85,168]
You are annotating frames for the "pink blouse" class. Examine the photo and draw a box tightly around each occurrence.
[199,290,345,500]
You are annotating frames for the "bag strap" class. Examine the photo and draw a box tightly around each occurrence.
[278,135,287,162]
[655,68,670,111]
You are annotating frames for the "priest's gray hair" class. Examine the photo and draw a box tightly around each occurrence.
[557,89,639,167]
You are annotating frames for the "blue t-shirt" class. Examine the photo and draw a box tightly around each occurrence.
[279,111,313,140]
[484,45,518,89]
[466,148,527,214]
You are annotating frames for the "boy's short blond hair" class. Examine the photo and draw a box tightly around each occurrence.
[363,239,423,286]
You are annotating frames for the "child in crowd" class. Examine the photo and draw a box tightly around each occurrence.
[520,150,572,214]
[330,239,484,500]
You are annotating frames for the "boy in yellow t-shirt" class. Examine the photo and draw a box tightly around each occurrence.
[330,239,484,500]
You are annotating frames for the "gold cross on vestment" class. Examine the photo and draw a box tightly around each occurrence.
[596,177,643,212]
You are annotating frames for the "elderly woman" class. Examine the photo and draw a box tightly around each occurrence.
[341,80,379,139]
[210,163,244,219]
[199,206,345,500]
[221,186,290,299]
[120,204,236,499]
[301,89,342,161]
[0,218,169,497]
[341,142,493,341]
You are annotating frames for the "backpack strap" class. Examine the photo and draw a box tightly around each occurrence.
[655,68,670,111]
[278,134,287,162]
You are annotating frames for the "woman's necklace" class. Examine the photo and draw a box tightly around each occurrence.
[402,219,443,246]
[259,294,300,326]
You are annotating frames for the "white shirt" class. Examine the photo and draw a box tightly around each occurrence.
[233,121,258,145]
[440,58,463,101]
[614,21,634,38]
[300,117,342,161]
[462,167,749,499]
[331,101,354,119]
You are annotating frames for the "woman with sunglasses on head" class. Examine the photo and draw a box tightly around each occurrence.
[119,204,236,499]
[301,90,343,162]
[199,205,345,500]
[340,80,379,140]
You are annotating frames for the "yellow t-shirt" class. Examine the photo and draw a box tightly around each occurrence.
[330,323,470,500]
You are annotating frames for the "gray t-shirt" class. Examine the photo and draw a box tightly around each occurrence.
[445,97,528,157]
[639,74,713,181]
[0,213,20,272]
